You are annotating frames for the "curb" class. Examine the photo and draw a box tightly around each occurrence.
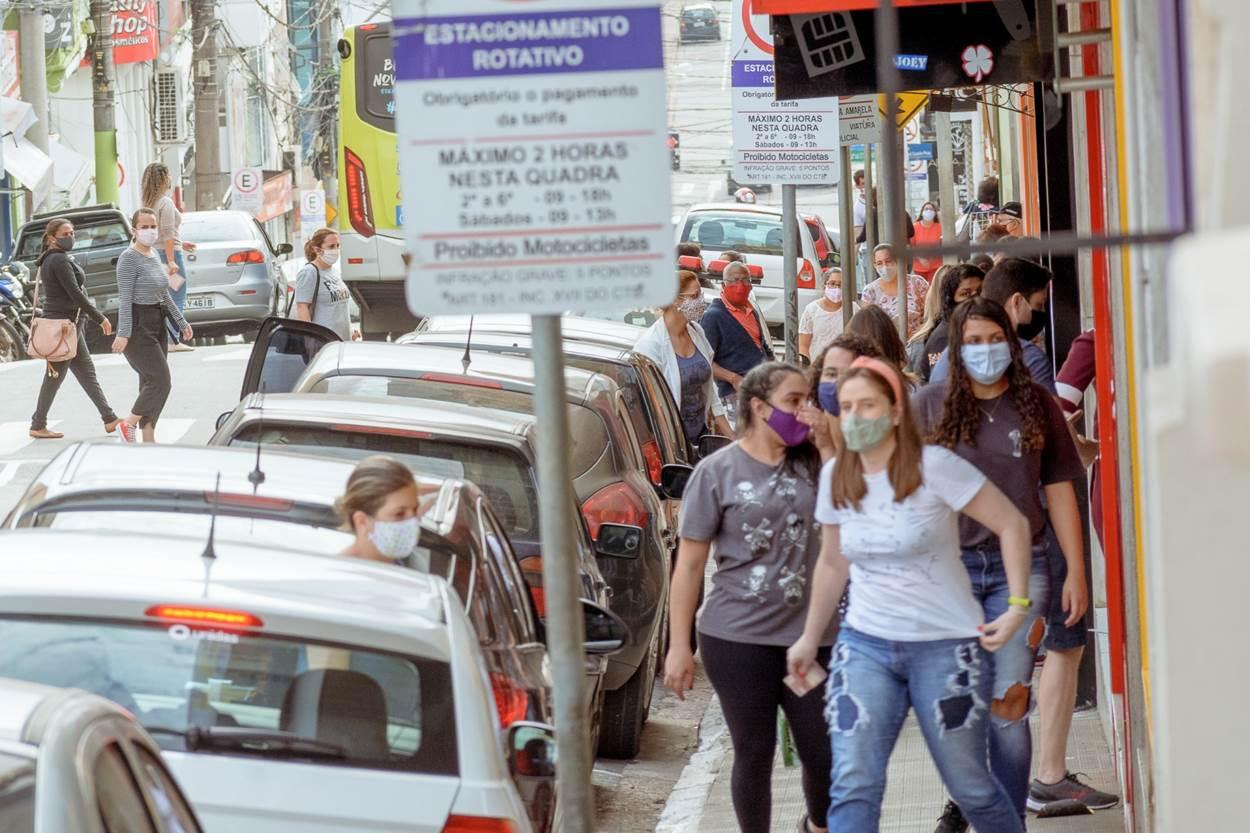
[653,694,728,833]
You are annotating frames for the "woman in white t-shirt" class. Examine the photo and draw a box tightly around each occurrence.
[798,268,851,364]
[787,357,1032,833]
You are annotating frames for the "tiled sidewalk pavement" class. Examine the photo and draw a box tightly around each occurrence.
[695,708,1125,833]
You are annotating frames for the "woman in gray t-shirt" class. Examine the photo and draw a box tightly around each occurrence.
[664,362,837,833]
[293,228,352,340]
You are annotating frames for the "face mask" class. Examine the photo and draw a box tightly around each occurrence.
[961,342,1013,385]
[368,516,420,560]
[876,264,896,279]
[135,229,158,247]
[817,381,839,415]
[824,286,842,304]
[1015,309,1047,341]
[320,249,340,266]
[766,405,811,447]
[922,209,936,222]
[677,296,709,322]
[722,283,752,307]
[55,236,74,252]
[841,412,893,452]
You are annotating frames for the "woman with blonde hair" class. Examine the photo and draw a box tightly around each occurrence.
[140,162,195,352]
[337,456,422,564]
[293,227,353,340]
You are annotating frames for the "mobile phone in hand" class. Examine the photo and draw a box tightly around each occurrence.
[783,665,828,697]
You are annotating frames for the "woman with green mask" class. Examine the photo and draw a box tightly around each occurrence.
[788,356,1034,833]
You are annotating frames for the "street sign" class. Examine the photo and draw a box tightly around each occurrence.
[907,142,934,162]
[231,167,263,216]
[391,0,673,316]
[838,94,880,145]
[877,92,929,129]
[299,189,326,244]
[731,0,839,186]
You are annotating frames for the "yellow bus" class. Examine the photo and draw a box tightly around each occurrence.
[337,21,415,336]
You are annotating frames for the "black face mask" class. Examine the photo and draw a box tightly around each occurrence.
[55,236,74,252]
[1016,309,1047,341]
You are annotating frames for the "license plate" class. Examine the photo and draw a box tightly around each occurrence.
[186,296,215,309]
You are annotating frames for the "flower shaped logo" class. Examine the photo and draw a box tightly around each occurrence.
[962,44,994,83]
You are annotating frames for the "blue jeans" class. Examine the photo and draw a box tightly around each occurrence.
[826,627,1023,833]
[960,545,1051,824]
[159,249,187,344]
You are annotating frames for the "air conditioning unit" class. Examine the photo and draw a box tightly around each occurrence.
[154,66,188,145]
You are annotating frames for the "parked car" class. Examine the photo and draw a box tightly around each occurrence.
[178,210,291,341]
[220,322,685,758]
[11,203,131,353]
[0,677,206,833]
[0,529,586,833]
[677,202,827,339]
[679,3,720,41]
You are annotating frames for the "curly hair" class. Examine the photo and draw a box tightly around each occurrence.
[928,296,1048,452]
[938,263,986,320]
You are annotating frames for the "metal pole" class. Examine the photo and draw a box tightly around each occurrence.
[874,0,909,344]
[317,0,339,211]
[530,314,593,833]
[838,146,856,328]
[90,0,119,205]
[864,143,876,282]
[782,184,799,363]
[935,111,957,255]
[18,7,49,153]
[192,0,225,210]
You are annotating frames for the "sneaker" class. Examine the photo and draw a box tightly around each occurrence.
[1028,772,1119,811]
[933,801,968,833]
[116,421,137,444]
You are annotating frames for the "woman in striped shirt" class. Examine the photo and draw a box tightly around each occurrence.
[110,208,192,443]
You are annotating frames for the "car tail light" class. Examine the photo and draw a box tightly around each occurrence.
[226,250,265,265]
[490,673,529,728]
[442,817,517,833]
[707,259,727,275]
[798,259,816,289]
[239,289,257,296]
[582,482,649,540]
[642,440,663,486]
[204,492,293,511]
[343,147,376,238]
[417,372,504,389]
[517,556,545,617]
[145,605,264,629]
[746,264,764,281]
[677,255,703,272]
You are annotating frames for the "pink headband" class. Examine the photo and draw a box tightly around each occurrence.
[849,356,905,405]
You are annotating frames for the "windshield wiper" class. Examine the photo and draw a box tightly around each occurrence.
[145,726,347,760]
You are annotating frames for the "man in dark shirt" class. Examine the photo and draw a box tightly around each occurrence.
[700,262,773,425]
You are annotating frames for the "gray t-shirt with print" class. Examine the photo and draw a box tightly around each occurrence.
[294,262,352,340]
[679,443,836,646]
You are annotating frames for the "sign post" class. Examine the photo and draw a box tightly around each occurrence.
[391,3,671,830]
[231,167,263,216]
[300,189,327,246]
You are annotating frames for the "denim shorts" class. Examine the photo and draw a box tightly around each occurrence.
[1043,526,1088,651]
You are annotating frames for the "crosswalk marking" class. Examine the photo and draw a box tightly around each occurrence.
[0,421,61,457]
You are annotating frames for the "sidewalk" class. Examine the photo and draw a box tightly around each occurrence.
[696,708,1125,833]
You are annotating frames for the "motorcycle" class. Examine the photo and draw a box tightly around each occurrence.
[0,260,32,363]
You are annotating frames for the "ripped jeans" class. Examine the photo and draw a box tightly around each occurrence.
[826,628,1024,833]
[961,545,1051,824]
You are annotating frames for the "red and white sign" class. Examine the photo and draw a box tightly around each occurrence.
[112,0,160,65]
[257,171,294,223]
[232,167,264,216]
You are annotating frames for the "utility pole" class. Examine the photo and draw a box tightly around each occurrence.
[935,111,957,254]
[90,0,119,205]
[17,5,49,153]
[191,0,224,210]
[316,0,338,216]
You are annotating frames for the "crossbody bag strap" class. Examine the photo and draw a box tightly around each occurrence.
[309,265,321,319]
[30,264,41,310]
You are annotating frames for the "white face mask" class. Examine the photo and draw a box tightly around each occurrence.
[368,516,419,560]
[922,208,936,222]
[320,249,340,266]
[135,228,158,247]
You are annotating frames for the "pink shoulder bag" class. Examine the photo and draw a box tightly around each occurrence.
[26,266,80,371]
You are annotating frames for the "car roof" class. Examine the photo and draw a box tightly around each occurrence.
[405,330,636,364]
[685,202,784,218]
[0,531,454,660]
[0,679,62,743]
[237,392,539,437]
[182,210,254,221]
[410,314,644,351]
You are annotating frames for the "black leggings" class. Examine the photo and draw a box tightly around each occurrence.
[700,632,833,832]
[30,320,116,430]
[123,304,171,429]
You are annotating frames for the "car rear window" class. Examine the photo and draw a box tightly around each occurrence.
[16,218,129,259]
[180,213,259,243]
[229,422,541,537]
[29,511,353,552]
[681,211,789,257]
[0,617,457,776]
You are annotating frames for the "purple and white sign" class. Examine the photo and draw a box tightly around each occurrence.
[730,0,839,186]
[394,0,673,316]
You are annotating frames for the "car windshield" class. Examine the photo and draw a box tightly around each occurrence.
[0,617,457,775]
[681,211,786,257]
[16,219,130,259]
[28,510,352,552]
[229,422,540,537]
[180,214,258,243]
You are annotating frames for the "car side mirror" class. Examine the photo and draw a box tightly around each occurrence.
[215,411,232,431]
[595,522,643,559]
[660,463,694,500]
[275,243,294,256]
[582,599,630,655]
[698,434,732,459]
[506,721,557,778]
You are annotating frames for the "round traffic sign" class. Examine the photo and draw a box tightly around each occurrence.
[233,169,260,193]
[741,0,773,56]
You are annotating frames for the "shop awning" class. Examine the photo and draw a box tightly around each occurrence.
[1,135,53,210]
[0,96,35,141]
[48,138,93,209]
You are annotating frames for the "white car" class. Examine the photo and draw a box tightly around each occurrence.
[0,677,206,833]
[0,530,548,833]
[676,202,825,337]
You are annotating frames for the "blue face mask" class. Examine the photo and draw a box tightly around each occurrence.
[817,381,839,415]
[960,342,1012,385]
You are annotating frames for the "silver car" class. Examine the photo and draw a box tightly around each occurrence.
[179,210,292,339]
[0,677,205,833]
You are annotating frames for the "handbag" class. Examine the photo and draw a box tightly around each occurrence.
[26,265,80,373]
